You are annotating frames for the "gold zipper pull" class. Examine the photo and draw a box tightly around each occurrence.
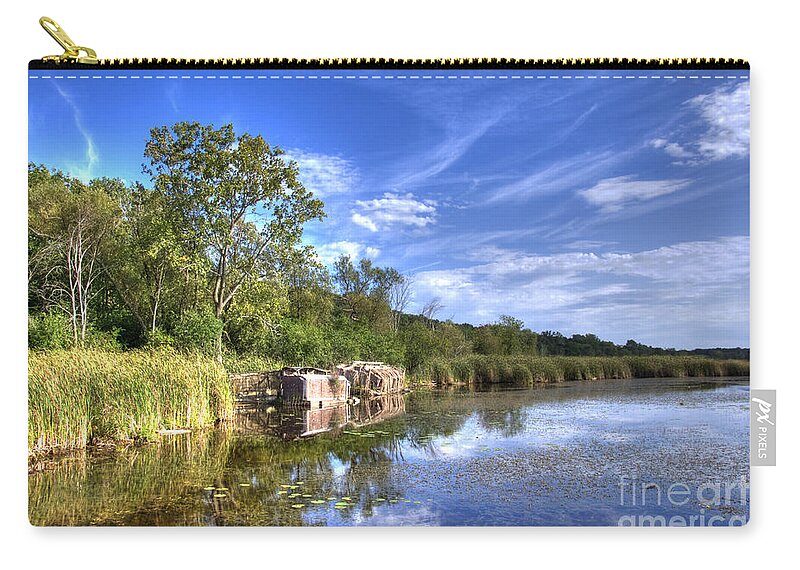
[39,16,98,64]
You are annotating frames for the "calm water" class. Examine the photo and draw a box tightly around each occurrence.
[29,378,750,526]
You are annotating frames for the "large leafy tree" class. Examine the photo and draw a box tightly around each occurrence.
[143,122,326,334]
[106,182,205,337]
[280,246,334,324]
[332,255,402,328]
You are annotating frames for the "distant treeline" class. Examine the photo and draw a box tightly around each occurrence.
[523,331,748,360]
[28,121,748,376]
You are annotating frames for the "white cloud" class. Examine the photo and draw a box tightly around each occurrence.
[412,236,749,347]
[650,138,693,159]
[577,176,690,213]
[351,192,437,232]
[651,82,750,164]
[351,212,378,232]
[689,82,750,160]
[284,149,357,197]
[314,240,380,264]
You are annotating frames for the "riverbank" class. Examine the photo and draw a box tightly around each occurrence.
[28,349,235,457]
[418,354,749,386]
[28,350,748,458]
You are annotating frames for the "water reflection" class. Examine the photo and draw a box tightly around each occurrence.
[29,378,750,526]
[235,393,407,440]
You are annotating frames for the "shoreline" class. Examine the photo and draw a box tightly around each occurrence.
[28,349,749,461]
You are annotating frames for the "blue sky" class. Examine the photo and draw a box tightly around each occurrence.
[28,69,750,348]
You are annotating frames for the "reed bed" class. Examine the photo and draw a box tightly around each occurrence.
[421,355,749,385]
[28,349,235,454]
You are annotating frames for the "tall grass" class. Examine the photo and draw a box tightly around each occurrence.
[222,352,282,375]
[29,349,235,454]
[419,355,749,386]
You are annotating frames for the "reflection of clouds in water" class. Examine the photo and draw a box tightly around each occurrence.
[30,379,749,526]
[353,503,441,526]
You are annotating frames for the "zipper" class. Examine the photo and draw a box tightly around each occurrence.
[32,16,749,70]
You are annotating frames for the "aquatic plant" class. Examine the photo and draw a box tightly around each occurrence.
[418,355,749,386]
[28,348,235,454]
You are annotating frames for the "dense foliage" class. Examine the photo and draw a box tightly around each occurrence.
[28,122,748,376]
[28,349,234,453]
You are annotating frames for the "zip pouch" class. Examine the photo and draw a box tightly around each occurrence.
[28,17,751,527]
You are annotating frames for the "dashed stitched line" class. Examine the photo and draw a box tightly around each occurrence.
[30,74,750,81]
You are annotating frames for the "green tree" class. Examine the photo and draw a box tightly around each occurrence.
[28,165,121,346]
[143,122,325,356]
[332,255,402,329]
[281,246,334,324]
[106,183,198,337]
[400,320,441,373]
[225,278,289,354]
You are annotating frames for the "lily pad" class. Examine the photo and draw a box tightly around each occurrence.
[291,504,305,509]
[310,500,326,505]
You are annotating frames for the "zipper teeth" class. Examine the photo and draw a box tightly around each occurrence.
[30,57,750,70]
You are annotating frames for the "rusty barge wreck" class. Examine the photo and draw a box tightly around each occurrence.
[231,361,406,408]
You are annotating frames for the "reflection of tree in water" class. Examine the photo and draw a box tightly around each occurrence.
[474,408,529,438]
[29,430,235,526]
[29,393,472,526]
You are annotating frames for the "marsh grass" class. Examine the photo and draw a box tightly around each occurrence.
[28,349,234,454]
[420,355,749,386]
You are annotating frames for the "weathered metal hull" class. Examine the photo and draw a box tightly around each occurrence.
[279,367,350,408]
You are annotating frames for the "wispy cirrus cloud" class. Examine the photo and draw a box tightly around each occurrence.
[650,81,750,164]
[284,149,358,197]
[351,192,437,232]
[577,176,691,213]
[393,112,506,190]
[52,84,97,181]
[485,149,621,204]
